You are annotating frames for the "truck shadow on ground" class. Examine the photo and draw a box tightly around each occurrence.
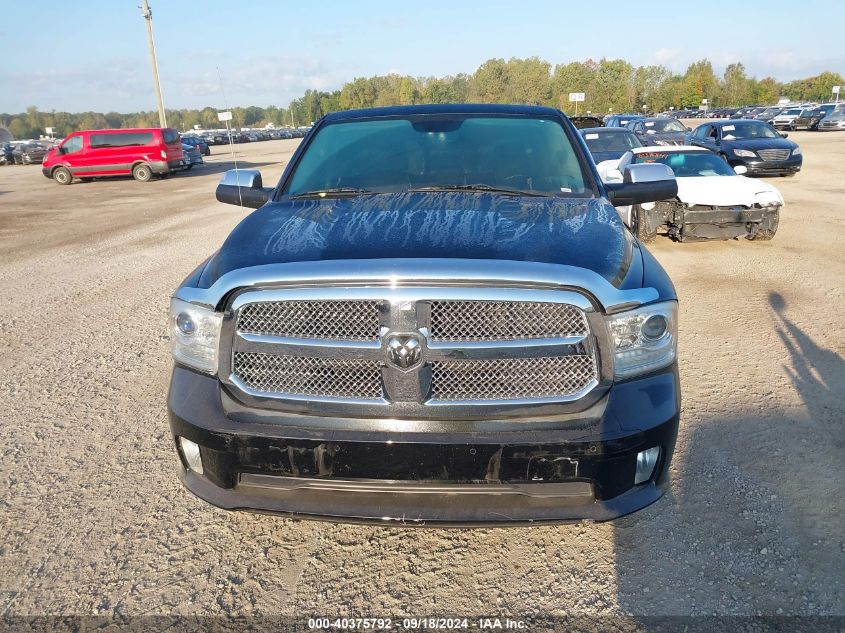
[613,291,844,618]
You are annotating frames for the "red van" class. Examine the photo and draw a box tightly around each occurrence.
[42,128,185,184]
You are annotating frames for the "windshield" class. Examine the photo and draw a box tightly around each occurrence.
[633,151,736,177]
[286,116,589,197]
[721,122,780,140]
[643,119,686,133]
[582,130,642,152]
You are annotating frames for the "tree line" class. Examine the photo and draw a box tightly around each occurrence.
[2,57,842,139]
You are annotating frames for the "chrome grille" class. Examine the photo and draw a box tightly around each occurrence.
[237,300,380,340]
[233,352,382,399]
[430,301,588,341]
[430,356,597,401]
[757,149,791,161]
[225,286,602,415]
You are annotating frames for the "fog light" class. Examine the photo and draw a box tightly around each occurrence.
[634,446,660,484]
[179,437,203,475]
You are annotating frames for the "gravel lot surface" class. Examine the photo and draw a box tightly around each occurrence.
[0,131,843,621]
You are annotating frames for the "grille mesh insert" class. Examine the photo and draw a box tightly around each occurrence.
[757,149,791,161]
[430,356,597,401]
[430,301,588,341]
[233,352,382,399]
[237,300,380,340]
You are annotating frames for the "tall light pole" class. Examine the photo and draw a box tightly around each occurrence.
[141,0,167,128]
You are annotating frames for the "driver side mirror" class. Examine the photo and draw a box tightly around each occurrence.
[216,169,273,208]
[605,163,677,208]
[780,132,789,138]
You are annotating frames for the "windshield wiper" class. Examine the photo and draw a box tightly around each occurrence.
[290,187,377,199]
[407,184,551,197]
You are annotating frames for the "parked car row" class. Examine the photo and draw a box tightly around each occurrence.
[1,140,53,165]
[190,126,312,146]
[41,127,188,184]
[581,113,802,243]
[3,126,221,183]
[601,115,692,145]
[666,102,845,130]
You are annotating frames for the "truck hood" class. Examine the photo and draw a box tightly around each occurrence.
[201,192,636,288]
[676,175,784,207]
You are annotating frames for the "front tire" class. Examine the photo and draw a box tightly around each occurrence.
[132,163,153,182]
[748,211,779,241]
[631,205,658,242]
[52,166,72,185]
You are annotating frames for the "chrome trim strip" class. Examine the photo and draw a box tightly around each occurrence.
[228,285,595,312]
[427,336,588,357]
[236,332,381,357]
[238,474,594,499]
[175,259,658,314]
[426,377,599,407]
[230,374,389,406]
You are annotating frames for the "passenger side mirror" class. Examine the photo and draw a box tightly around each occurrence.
[733,165,748,175]
[215,169,273,208]
[605,163,677,208]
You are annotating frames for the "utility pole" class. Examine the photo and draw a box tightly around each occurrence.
[141,0,167,128]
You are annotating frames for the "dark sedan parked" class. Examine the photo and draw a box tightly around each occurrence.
[604,114,644,128]
[181,143,204,170]
[13,142,50,165]
[687,119,802,176]
[793,105,836,130]
[181,135,210,156]
[569,115,605,130]
[579,127,643,163]
[626,117,688,146]
[1,143,14,165]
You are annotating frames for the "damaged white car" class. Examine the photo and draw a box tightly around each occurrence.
[598,146,783,242]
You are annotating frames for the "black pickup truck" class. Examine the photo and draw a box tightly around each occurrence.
[168,104,681,525]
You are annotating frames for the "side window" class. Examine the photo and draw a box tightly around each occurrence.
[90,132,154,148]
[694,125,712,140]
[162,129,180,144]
[62,135,83,154]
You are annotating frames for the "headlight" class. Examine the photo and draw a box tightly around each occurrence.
[792,147,801,156]
[733,149,756,158]
[170,297,223,374]
[605,301,678,379]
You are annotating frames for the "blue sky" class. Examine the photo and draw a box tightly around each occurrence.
[2,0,844,113]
